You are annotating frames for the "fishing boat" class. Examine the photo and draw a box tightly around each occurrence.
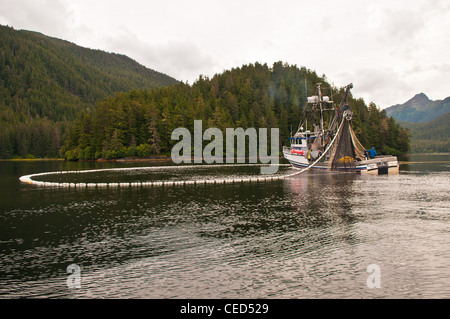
[283,83,399,174]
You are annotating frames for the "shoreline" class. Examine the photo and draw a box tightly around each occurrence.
[1,153,448,162]
[406,152,450,155]
[0,156,172,162]
[0,158,64,162]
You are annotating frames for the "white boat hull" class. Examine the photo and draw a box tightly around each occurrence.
[283,151,399,174]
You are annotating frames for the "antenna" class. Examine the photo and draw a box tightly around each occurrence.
[330,87,334,105]
[304,79,307,101]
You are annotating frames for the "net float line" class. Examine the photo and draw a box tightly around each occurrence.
[19,164,292,188]
[19,117,344,188]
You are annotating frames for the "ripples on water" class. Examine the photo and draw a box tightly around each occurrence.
[0,156,449,298]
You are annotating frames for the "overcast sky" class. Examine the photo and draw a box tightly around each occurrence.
[1,0,449,108]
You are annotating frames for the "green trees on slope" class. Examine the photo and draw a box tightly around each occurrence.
[62,62,410,160]
[400,112,450,153]
[0,23,409,159]
[0,25,177,158]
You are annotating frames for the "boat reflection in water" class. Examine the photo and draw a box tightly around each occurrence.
[284,171,359,229]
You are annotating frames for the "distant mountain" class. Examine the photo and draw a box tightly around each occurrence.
[0,25,178,122]
[0,25,178,158]
[385,93,450,123]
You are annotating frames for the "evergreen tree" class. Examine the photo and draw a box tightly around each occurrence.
[0,25,177,159]
[61,62,409,160]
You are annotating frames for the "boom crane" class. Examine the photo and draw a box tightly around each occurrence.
[327,83,353,137]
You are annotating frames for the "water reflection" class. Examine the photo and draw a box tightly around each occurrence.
[1,155,450,298]
[286,172,358,227]
[400,154,450,173]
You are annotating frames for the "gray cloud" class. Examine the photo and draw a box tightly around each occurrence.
[1,0,449,106]
[334,68,414,108]
[381,9,424,41]
[99,29,218,82]
[0,0,70,35]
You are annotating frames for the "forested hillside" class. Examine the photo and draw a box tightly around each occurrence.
[61,62,410,160]
[0,25,178,158]
[400,113,450,153]
[385,92,450,153]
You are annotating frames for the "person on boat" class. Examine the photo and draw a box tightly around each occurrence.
[365,147,377,159]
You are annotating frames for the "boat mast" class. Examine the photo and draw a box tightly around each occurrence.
[304,79,307,132]
[317,83,325,140]
[328,83,353,135]
[297,81,333,137]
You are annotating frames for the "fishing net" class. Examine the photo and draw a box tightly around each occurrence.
[349,124,366,161]
[311,133,322,151]
[330,120,356,171]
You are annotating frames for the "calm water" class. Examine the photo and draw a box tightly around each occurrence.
[0,154,449,299]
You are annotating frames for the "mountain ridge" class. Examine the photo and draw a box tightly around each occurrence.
[0,25,178,158]
[0,25,410,159]
[385,92,450,123]
[390,93,450,153]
